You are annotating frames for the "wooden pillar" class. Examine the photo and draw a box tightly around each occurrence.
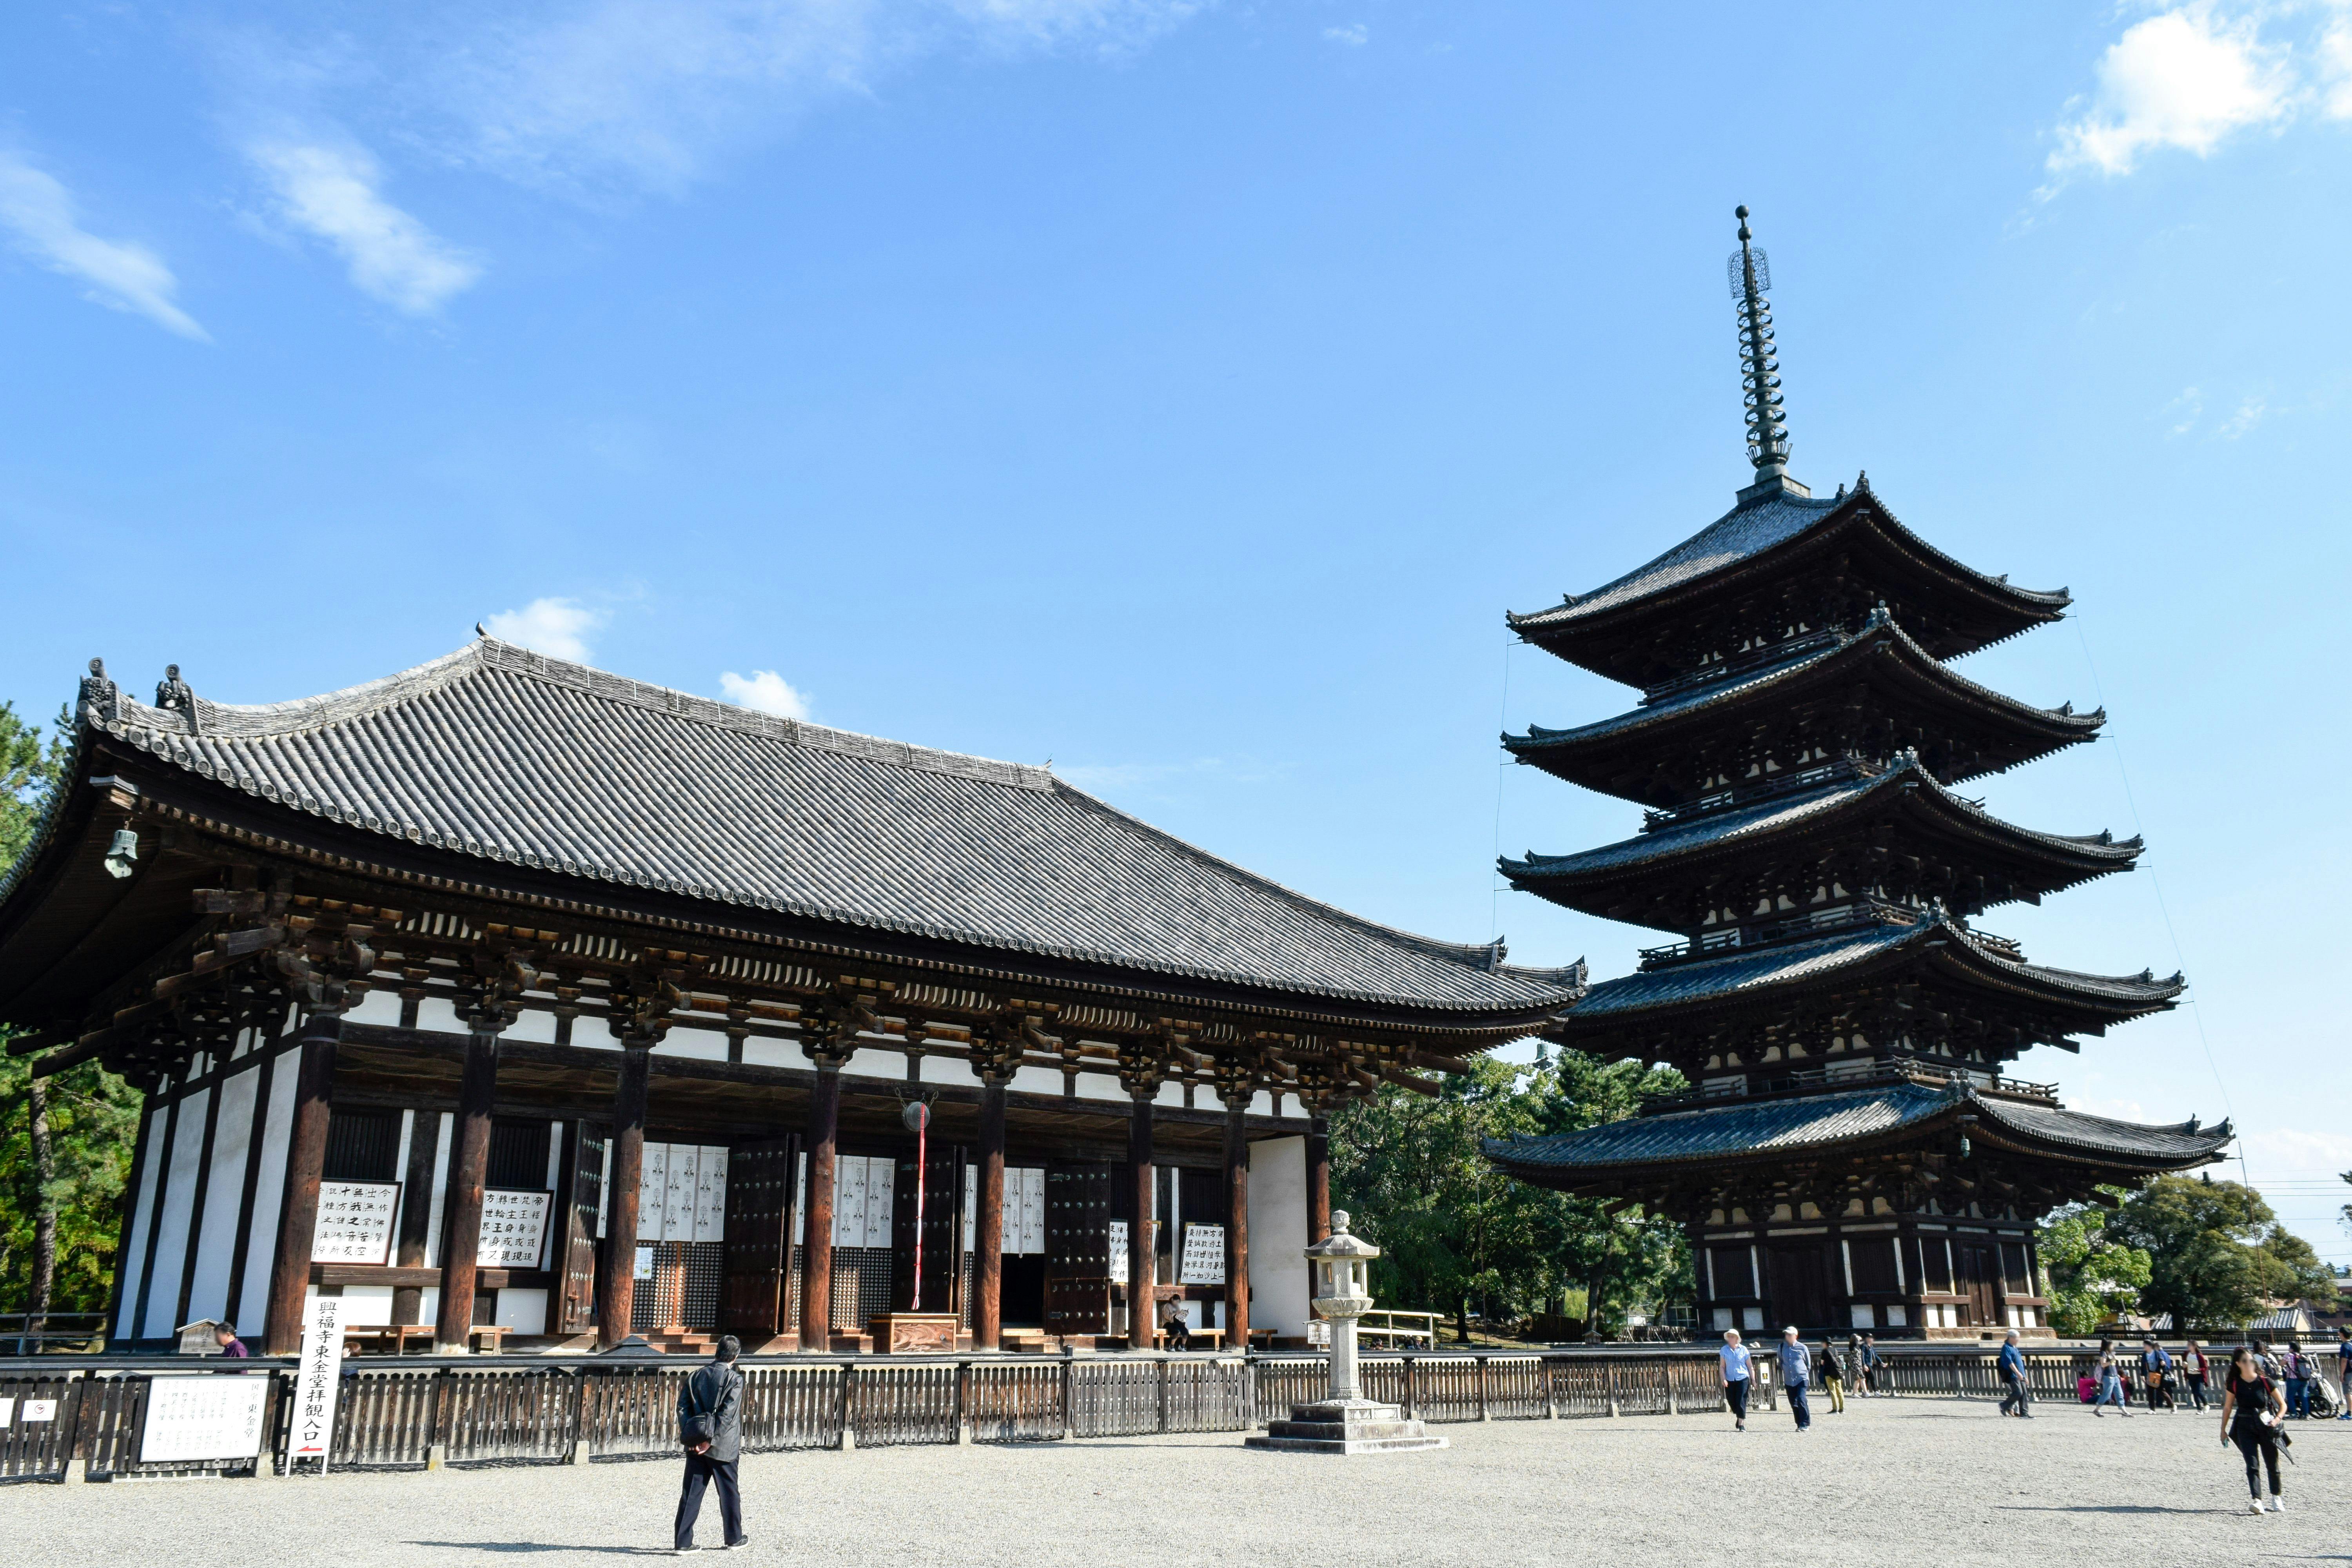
[798,1058,843,1352]
[1222,1090,1250,1349]
[1306,1112,1332,1244]
[263,1010,342,1355]
[432,1031,501,1353]
[595,1042,653,1350]
[973,1074,1009,1352]
[390,1110,443,1327]
[1127,1092,1155,1351]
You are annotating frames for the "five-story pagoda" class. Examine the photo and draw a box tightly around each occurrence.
[1484,209,2232,1339]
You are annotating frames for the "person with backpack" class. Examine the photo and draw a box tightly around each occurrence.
[1996,1330,2032,1418]
[2219,1344,2289,1514]
[674,1334,749,1554]
[2282,1339,2308,1419]
[1817,1338,1846,1414]
[2181,1340,2210,1412]
[2140,1338,2175,1411]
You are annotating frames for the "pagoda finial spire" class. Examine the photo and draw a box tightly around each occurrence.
[1729,205,1793,489]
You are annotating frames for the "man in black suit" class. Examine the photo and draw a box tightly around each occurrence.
[674,1334,747,1554]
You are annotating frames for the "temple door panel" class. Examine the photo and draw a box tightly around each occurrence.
[1044,1161,1114,1338]
[720,1136,798,1341]
[556,1123,606,1336]
[1766,1244,1832,1331]
[891,1141,965,1316]
[1959,1244,2000,1326]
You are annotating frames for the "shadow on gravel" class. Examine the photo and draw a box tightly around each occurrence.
[405,1544,671,1556]
[1996,1505,2223,1516]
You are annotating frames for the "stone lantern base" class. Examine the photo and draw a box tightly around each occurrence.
[1245,1397,1448,1455]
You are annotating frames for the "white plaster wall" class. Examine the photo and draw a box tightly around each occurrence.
[423,1112,454,1267]
[185,1067,260,1324]
[1247,1136,1308,1340]
[1249,1091,1276,1118]
[236,1058,300,1330]
[328,1285,397,1327]
[1074,1070,1130,1103]
[114,1104,168,1339]
[839,1047,904,1083]
[659,1025,730,1062]
[140,1089,210,1338]
[1154,1080,1186,1109]
[494,1288,548,1335]
[415,996,463,1034]
[1011,1065,1063,1097]
[740,1040,798,1069]
[501,1009,559,1044]
[343,990,403,1027]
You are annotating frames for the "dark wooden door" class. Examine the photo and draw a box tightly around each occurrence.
[1766,1244,1832,1332]
[721,1137,798,1339]
[1044,1162,1114,1337]
[1959,1245,2000,1326]
[891,1141,964,1315]
[555,1123,606,1335]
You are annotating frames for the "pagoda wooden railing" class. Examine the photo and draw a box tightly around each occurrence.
[1637,1057,2062,1114]
[1637,898,1924,969]
[14,1345,2314,1483]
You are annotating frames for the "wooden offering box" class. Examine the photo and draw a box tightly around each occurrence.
[868,1314,960,1354]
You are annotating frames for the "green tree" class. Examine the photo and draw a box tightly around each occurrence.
[2107,1174,2339,1330]
[2036,1196,2151,1336]
[0,700,143,1322]
[1330,1051,1689,1341]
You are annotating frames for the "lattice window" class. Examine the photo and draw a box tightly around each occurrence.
[831,1247,894,1331]
[683,1241,724,1328]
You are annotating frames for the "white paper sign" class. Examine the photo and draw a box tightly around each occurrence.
[864,1158,894,1249]
[693,1149,728,1243]
[1108,1221,1129,1283]
[0,1397,13,1425]
[634,1245,655,1281]
[139,1375,269,1463]
[310,1181,399,1265]
[287,1296,345,1464]
[662,1145,697,1241]
[22,1399,57,1422]
[1180,1223,1226,1285]
[477,1189,552,1269]
[638,1144,669,1241]
[1016,1167,1044,1256]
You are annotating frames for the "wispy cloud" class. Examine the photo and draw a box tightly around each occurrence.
[2043,2,2352,191]
[719,668,812,719]
[483,597,606,661]
[1323,24,1368,46]
[2162,386,2203,436]
[2216,394,2269,437]
[249,141,481,313]
[397,0,1208,200]
[0,150,207,340]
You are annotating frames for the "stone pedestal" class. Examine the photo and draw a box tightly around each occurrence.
[1246,1397,1447,1455]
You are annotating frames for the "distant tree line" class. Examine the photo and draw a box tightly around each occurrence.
[2040,1174,2337,1336]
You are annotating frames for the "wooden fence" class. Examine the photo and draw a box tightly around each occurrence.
[5,1347,2247,1483]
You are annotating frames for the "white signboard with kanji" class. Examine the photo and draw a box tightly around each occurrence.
[139,1374,270,1463]
[287,1295,345,1466]
[1179,1223,1226,1285]
[637,1143,669,1240]
[692,1148,728,1242]
[1108,1221,1129,1283]
[477,1188,552,1269]
[309,1181,399,1265]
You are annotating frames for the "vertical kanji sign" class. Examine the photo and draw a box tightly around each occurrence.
[287,1294,345,1470]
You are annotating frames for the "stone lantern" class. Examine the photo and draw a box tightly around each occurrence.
[1246,1212,1445,1455]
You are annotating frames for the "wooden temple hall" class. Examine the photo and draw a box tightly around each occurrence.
[0,640,1581,1356]
[1483,210,2233,1338]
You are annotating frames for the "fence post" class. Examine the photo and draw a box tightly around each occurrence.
[837,1363,857,1452]
[58,1370,89,1485]
[1402,1356,1417,1420]
[1060,1354,1076,1442]
[1605,1358,1619,1417]
[1475,1356,1490,1421]
[424,1367,450,1471]
[956,1361,972,1446]
[568,1368,593,1464]
[1665,1358,1678,1417]
[1543,1356,1557,1419]
[1157,1356,1171,1434]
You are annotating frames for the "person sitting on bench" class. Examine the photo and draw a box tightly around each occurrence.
[1161,1299,1192,1351]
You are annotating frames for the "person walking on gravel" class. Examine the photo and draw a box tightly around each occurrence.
[2141,1337,2175,1411]
[1720,1329,1753,1432]
[2092,1338,2131,1417]
[1997,1330,2033,1418]
[1817,1338,1846,1414]
[2182,1340,2210,1412]
[2337,1328,2351,1420]
[2219,1344,2289,1514]
[1779,1327,1814,1432]
[674,1334,749,1554]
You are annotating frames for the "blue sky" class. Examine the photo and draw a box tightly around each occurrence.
[4,2,2348,1264]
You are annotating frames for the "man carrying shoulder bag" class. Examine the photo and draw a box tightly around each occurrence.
[674,1334,748,1554]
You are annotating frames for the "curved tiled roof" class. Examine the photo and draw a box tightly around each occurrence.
[1501,757,2142,886]
[76,638,1581,1015]
[1506,482,2068,637]
[1560,918,2183,1023]
[1482,1082,2232,1174]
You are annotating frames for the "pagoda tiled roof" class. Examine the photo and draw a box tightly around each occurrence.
[1500,755,2142,899]
[1506,480,2069,655]
[1503,611,2104,783]
[1481,1082,2232,1177]
[1558,917,2184,1024]
[58,637,1582,1016]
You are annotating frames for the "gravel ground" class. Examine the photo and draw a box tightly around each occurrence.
[11,1398,2344,1567]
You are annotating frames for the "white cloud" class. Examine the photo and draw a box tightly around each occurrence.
[2240,1126,2352,1176]
[483,597,606,661]
[719,668,812,719]
[2319,4,2352,117]
[0,151,208,339]
[273,1,1209,201]
[2216,394,2268,436]
[2049,4,2292,180]
[1323,24,1367,46]
[250,141,481,313]
[2162,386,2202,436]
